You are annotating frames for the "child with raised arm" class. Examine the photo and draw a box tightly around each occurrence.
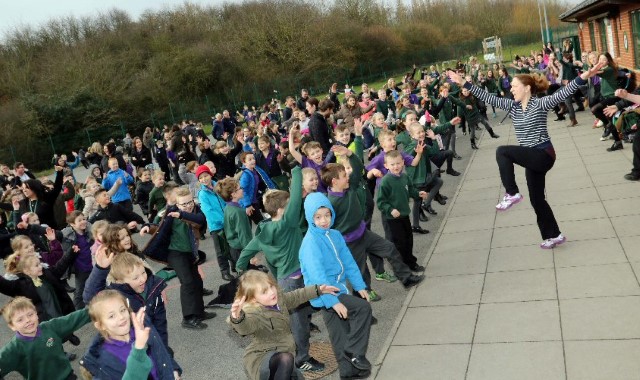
[81,290,181,380]
[238,151,277,225]
[288,125,331,193]
[299,192,372,379]
[236,167,325,372]
[0,297,91,380]
[83,249,171,350]
[377,150,429,269]
[228,270,339,380]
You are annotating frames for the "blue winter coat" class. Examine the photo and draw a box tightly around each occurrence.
[299,193,366,309]
[82,265,169,348]
[80,323,180,380]
[102,169,134,203]
[238,166,277,208]
[198,183,226,232]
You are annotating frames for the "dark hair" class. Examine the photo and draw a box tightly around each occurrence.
[306,97,319,109]
[318,99,334,112]
[105,142,116,156]
[22,179,45,200]
[514,73,550,95]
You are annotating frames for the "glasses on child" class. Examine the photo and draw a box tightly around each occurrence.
[177,200,194,207]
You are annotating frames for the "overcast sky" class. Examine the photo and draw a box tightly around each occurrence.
[1,0,235,37]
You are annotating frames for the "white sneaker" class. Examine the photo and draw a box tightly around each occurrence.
[495,193,523,211]
[540,234,566,249]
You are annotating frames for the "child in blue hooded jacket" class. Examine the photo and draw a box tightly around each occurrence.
[299,192,373,379]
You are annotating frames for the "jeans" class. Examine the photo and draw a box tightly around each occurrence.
[495,145,560,239]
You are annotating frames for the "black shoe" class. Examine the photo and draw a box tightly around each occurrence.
[434,194,447,205]
[624,172,640,181]
[341,369,372,379]
[65,352,77,361]
[182,318,208,330]
[202,288,214,296]
[200,311,217,320]
[297,357,325,372]
[67,334,81,346]
[453,154,462,160]
[425,205,437,215]
[446,169,461,176]
[403,274,425,289]
[409,263,426,272]
[220,270,235,282]
[310,322,321,333]
[419,209,429,222]
[554,115,566,121]
[607,141,623,151]
[371,316,378,325]
[439,194,448,201]
[346,353,371,371]
[471,142,478,150]
[412,226,429,234]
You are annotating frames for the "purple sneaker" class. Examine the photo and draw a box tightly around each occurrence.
[540,234,566,249]
[496,193,523,211]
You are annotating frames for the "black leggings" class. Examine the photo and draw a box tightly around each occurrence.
[268,352,294,380]
[496,145,560,240]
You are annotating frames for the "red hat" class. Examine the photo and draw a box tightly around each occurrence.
[195,165,213,179]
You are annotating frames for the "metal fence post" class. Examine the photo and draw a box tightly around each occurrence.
[48,136,56,155]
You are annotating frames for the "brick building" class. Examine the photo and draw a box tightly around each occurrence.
[559,0,640,73]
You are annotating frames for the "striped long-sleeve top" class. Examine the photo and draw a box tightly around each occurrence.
[463,76,587,148]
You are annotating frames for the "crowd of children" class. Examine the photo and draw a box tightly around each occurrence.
[1,48,633,379]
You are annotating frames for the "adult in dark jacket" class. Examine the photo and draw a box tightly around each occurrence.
[100,142,127,174]
[130,137,153,170]
[297,89,310,115]
[16,167,64,229]
[307,98,334,155]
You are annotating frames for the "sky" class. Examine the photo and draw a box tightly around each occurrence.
[1,0,235,36]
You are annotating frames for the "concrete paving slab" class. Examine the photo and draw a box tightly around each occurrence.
[487,245,554,272]
[610,214,640,237]
[376,344,471,380]
[425,249,489,277]
[620,236,640,261]
[560,296,640,340]
[554,238,628,267]
[466,342,565,380]
[482,269,557,303]
[491,224,542,248]
[392,305,478,345]
[564,340,640,380]
[556,263,640,299]
[596,182,640,201]
[474,300,561,343]
[434,229,492,254]
[441,213,495,234]
[411,274,484,306]
[601,196,640,217]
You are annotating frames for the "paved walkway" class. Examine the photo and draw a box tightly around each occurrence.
[374,111,640,380]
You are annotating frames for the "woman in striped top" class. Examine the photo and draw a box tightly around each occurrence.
[447,62,604,249]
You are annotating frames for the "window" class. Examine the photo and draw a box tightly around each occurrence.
[633,11,640,69]
[599,19,608,54]
[589,21,597,52]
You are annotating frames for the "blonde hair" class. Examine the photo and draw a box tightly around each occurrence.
[235,271,279,307]
[152,170,165,181]
[301,168,317,179]
[4,252,38,275]
[214,177,239,202]
[2,297,37,324]
[174,186,191,199]
[110,252,145,282]
[377,129,395,142]
[10,235,33,255]
[91,220,110,241]
[87,290,130,340]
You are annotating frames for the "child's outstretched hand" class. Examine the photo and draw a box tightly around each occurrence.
[450,116,462,125]
[414,140,425,154]
[139,226,150,236]
[358,289,370,302]
[45,227,56,241]
[72,245,80,253]
[231,296,246,319]
[419,191,428,199]
[318,285,340,295]
[95,246,115,268]
[426,129,435,140]
[131,307,150,349]
[353,118,363,136]
[332,145,351,157]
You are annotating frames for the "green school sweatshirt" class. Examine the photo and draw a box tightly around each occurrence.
[327,154,365,236]
[224,203,253,250]
[148,186,166,214]
[236,167,303,279]
[0,309,90,380]
[377,172,420,219]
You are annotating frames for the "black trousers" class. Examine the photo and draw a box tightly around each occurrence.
[73,271,91,310]
[167,250,204,319]
[431,149,454,170]
[495,145,560,240]
[323,294,372,378]
[386,216,416,267]
[633,133,640,176]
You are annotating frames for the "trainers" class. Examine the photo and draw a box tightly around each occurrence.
[496,193,523,211]
[375,272,398,283]
[368,290,382,302]
[297,357,325,372]
[540,234,566,249]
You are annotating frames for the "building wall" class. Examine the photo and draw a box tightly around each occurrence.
[574,3,640,73]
